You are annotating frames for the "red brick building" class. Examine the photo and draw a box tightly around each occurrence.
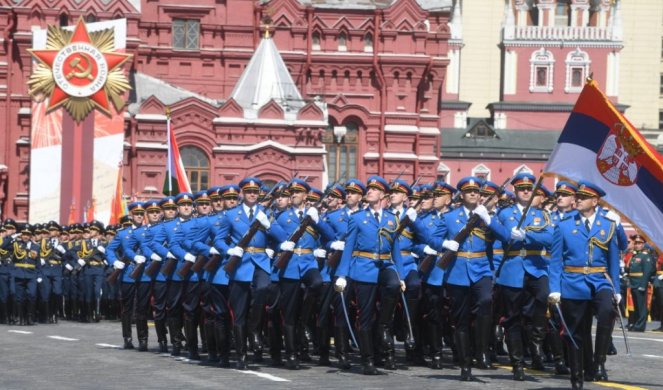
[0,0,451,221]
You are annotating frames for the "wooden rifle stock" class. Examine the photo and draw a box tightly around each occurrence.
[177,255,205,278]
[106,258,130,285]
[272,215,312,270]
[326,250,342,269]
[143,258,161,278]
[218,219,263,273]
[191,255,208,273]
[129,261,146,280]
[159,256,178,277]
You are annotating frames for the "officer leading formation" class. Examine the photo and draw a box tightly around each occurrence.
[2,173,660,389]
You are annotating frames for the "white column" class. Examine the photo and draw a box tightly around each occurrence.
[504,50,517,95]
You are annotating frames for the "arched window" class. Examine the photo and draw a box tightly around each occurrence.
[472,164,491,181]
[529,48,554,93]
[565,48,591,93]
[437,162,450,183]
[312,31,321,51]
[180,146,209,193]
[555,0,570,27]
[338,32,347,52]
[364,32,373,52]
[513,164,533,175]
[323,121,358,182]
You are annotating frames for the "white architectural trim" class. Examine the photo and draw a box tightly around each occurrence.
[363,152,380,159]
[214,140,325,155]
[513,164,533,175]
[384,152,418,160]
[212,117,328,127]
[471,163,491,180]
[135,142,168,150]
[564,48,591,93]
[529,47,554,93]
[135,114,168,121]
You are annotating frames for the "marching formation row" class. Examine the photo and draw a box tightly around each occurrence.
[1,173,644,389]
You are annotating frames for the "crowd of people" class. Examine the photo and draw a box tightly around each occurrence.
[1,173,662,389]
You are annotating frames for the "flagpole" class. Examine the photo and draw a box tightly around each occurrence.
[166,106,172,196]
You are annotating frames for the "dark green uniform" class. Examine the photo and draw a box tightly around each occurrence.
[652,255,663,332]
[626,250,654,331]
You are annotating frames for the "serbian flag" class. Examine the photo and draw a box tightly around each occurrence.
[544,79,663,253]
[162,112,191,195]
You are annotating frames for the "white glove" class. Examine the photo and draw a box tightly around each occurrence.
[65,264,74,271]
[335,277,347,292]
[604,210,621,225]
[511,227,526,241]
[330,241,345,251]
[40,258,46,266]
[134,255,146,264]
[56,244,66,254]
[474,205,491,225]
[77,259,86,267]
[97,246,106,254]
[166,252,176,260]
[183,253,196,263]
[280,241,295,252]
[405,207,417,222]
[314,248,327,258]
[255,210,271,229]
[614,294,622,304]
[209,247,220,256]
[400,280,406,292]
[442,240,460,252]
[548,292,561,305]
[265,248,275,259]
[227,246,244,258]
[150,253,162,262]
[423,245,438,256]
[37,278,43,283]
[113,261,125,270]
[411,252,419,259]
[658,274,663,281]
[306,207,319,224]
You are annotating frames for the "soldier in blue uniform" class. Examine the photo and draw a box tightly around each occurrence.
[335,176,406,375]
[491,173,553,380]
[273,179,334,369]
[101,225,119,321]
[147,196,179,354]
[548,180,621,389]
[211,177,287,370]
[421,176,499,380]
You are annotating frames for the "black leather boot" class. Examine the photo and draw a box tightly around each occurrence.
[318,324,331,366]
[137,319,149,351]
[184,317,200,360]
[268,315,283,367]
[335,326,352,370]
[26,301,35,326]
[284,324,301,370]
[168,317,184,356]
[247,305,264,363]
[155,319,169,353]
[215,319,231,368]
[298,293,317,363]
[205,320,218,362]
[506,328,525,381]
[40,301,49,324]
[455,330,474,381]
[234,325,248,370]
[475,315,493,369]
[359,329,378,375]
[428,322,443,369]
[378,293,398,370]
[548,325,569,375]
[568,342,584,390]
[593,326,611,381]
[122,313,134,349]
[526,322,546,371]
[0,301,6,324]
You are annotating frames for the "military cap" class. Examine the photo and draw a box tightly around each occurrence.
[273,182,291,197]
[555,181,578,196]
[457,176,482,192]
[535,184,552,197]
[289,178,310,193]
[390,179,412,196]
[119,215,133,227]
[511,173,536,189]
[47,221,62,232]
[19,223,33,235]
[345,179,366,195]
[307,187,324,203]
[221,184,240,199]
[207,186,223,200]
[409,185,422,200]
[175,192,194,205]
[366,176,389,192]
[3,218,17,230]
[128,202,145,214]
[194,191,211,204]
[159,196,177,209]
[89,220,105,232]
[480,180,498,196]
[145,200,161,212]
[328,183,346,199]
[631,233,645,243]
[239,177,262,192]
[434,181,457,196]
[576,180,606,198]
[105,225,117,236]
[419,183,434,196]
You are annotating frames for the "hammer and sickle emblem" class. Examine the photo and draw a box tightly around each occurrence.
[66,55,94,81]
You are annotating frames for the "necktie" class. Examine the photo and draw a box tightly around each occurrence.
[248,208,254,221]
[374,211,380,223]
[395,211,400,219]
[585,219,590,232]
[298,210,304,222]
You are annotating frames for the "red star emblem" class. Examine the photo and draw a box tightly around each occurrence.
[28,17,132,120]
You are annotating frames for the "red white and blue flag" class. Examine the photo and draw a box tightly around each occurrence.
[544,80,663,253]
[163,112,191,195]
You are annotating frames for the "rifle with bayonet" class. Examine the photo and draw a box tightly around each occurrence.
[418,177,511,273]
[273,179,342,271]
[416,186,461,274]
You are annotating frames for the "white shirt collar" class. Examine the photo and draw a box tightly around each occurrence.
[242,204,256,215]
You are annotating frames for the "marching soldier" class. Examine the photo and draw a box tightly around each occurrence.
[12,224,41,325]
[211,177,287,370]
[0,219,18,324]
[335,176,407,375]
[626,234,654,332]
[41,222,64,323]
[548,180,621,389]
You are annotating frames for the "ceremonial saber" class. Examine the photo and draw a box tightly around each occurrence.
[604,272,631,356]
[554,303,579,350]
[339,292,358,348]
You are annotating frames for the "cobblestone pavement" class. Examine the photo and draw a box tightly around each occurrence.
[2,320,662,390]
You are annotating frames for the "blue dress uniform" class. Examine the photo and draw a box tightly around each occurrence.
[491,173,553,378]
[211,177,287,370]
[150,193,194,356]
[274,179,335,369]
[101,226,119,320]
[425,177,498,380]
[146,196,180,354]
[549,180,621,388]
[12,225,41,325]
[336,176,406,375]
